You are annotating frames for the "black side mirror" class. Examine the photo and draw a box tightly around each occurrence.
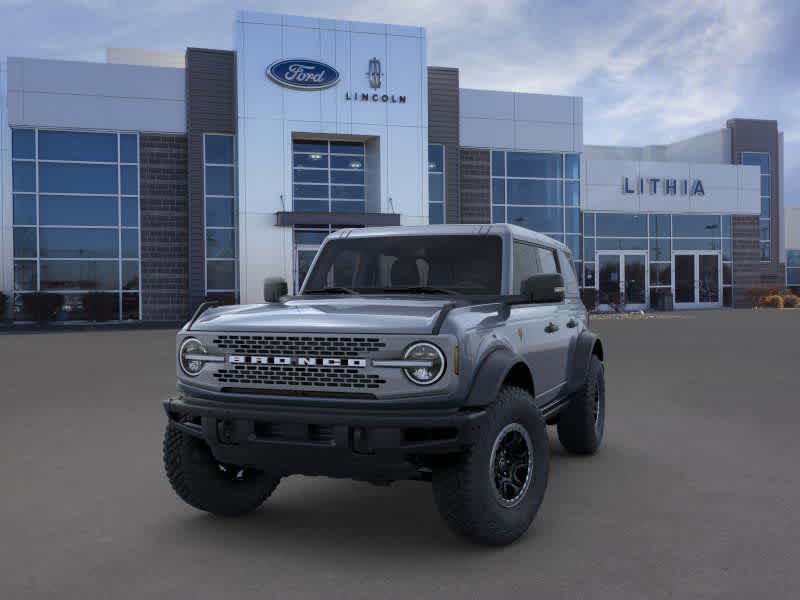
[263,277,288,303]
[521,273,565,303]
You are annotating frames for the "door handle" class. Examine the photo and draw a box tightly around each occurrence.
[544,322,559,333]
[566,319,578,328]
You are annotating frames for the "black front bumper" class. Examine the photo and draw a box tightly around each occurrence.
[164,394,486,481]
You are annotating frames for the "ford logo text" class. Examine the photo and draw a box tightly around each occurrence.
[266,59,341,90]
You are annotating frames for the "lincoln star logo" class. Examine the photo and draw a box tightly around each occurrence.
[229,355,367,367]
[266,59,341,90]
[367,57,382,89]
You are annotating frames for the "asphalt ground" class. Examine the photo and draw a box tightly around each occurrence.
[1,309,799,599]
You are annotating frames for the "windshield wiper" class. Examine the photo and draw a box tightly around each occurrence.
[304,286,360,295]
[379,286,460,295]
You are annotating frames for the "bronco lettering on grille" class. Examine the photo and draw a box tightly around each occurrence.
[228,355,368,368]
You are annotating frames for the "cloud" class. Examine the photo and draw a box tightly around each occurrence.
[0,0,796,203]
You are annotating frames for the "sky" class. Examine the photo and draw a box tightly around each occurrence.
[1,0,798,205]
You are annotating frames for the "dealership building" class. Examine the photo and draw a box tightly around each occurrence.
[0,11,793,321]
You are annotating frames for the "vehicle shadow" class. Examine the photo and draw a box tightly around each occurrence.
[156,436,580,558]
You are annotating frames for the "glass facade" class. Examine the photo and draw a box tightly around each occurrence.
[428,144,444,224]
[11,128,141,320]
[787,250,800,288]
[292,140,365,213]
[583,212,733,306]
[742,152,770,261]
[491,150,581,272]
[204,134,238,303]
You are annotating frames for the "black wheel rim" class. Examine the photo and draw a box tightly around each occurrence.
[490,423,533,507]
[217,463,251,482]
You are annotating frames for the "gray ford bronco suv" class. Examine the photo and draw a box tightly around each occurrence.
[163,224,605,545]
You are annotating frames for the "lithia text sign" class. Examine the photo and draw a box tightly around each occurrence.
[623,177,705,196]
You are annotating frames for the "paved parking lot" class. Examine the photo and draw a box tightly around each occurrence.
[1,309,799,599]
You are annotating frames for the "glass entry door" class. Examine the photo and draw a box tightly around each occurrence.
[597,252,648,311]
[672,252,721,309]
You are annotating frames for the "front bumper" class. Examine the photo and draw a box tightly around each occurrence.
[163,394,486,481]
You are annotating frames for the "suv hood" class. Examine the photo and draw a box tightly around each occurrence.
[188,297,457,334]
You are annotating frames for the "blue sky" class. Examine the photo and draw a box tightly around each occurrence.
[2,0,798,205]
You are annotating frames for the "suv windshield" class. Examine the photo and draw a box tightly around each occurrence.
[302,235,502,295]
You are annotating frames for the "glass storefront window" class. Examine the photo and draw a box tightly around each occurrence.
[292,139,366,215]
[742,151,770,261]
[428,144,445,224]
[492,149,579,239]
[595,213,647,237]
[673,214,720,237]
[204,134,238,297]
[507,152,562,178]
[649,214,671,238]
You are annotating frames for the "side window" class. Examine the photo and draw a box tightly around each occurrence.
[513,241,541,293]
[537,247,560,274]
[558,249,580,297]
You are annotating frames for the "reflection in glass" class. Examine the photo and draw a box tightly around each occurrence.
[40,195,118,226]
[39,163,118,194]
[596,213,647,237]
[39,228,118,258]
[40,261,119,290]
[206,229,236,258]
[13,227,37,258]
[38,130,117,162]
[207,260,236,290]
[507,152,562,178]
[205,135,234,164]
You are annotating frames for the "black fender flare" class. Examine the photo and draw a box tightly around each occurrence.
[463,346,529,408]
[567,330,603,395]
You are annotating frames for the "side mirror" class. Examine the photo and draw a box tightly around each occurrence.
[263,277,288,303]
[521,273,565,304]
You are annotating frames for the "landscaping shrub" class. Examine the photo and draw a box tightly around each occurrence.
[782,294,799,308]
[22,293,64,324]
[762,295,784,309]
[83,292,118,322]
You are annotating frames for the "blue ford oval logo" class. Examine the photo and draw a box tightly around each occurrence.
[267,59,340,90]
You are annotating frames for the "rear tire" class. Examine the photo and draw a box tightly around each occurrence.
[557,355,605,455]
[163,424,280,516]
[432,386,549,546]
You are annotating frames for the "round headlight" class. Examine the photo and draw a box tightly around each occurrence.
[402,342,446,385]
[179,337,207,376]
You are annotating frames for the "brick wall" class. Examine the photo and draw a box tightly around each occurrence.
[459,149,490,224]
[732,215,787,307]
[139,134,189,321]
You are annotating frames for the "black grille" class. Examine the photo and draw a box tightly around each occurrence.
[211,335,386,357]
[213,364,386,389]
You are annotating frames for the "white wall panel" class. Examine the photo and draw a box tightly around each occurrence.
[459,88,581,153]
[7,57,185,132]
[460,89,514,120]
[460,117,514,149]
[514,121,574,152]
[583,157,759,215]
[235,11,428,302]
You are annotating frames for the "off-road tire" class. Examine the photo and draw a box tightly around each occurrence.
[432,386,549,546]
[557,355,605,455]
[163,424,280,516]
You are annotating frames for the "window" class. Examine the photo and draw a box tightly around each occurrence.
[742,152,770,261]
[304,236,503,295]
[492,150,581,280]
[513,242,541,293]
[429,144,445,224]
[292,140,365,213]
[581,212,733,305]
[204,134,238,300]
[788,250,800,288]
[558,250,580,297]
[11,128,140,320]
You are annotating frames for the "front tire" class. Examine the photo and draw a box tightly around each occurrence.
[163,424,281,516]
[432,386,549,546]
[557,355,605,455]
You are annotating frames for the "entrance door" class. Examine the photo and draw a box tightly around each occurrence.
[672,252,721,309]
[596,252,648,311]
